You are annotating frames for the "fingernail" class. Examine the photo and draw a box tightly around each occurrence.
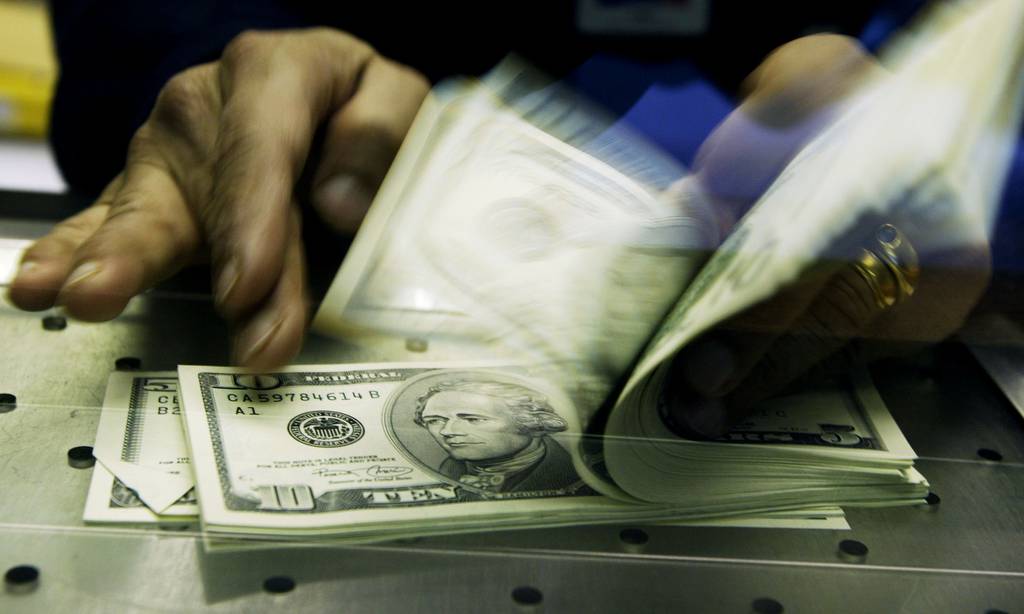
[15,260,39,279]
[313,175,374,232]
[63,261,102,288]
[235,312,284,365]
[215,258,239,306]
[681,339,736,397]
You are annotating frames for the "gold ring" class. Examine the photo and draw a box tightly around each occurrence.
[852,224,919,309]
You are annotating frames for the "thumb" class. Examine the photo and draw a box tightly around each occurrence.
[311,56,428,234]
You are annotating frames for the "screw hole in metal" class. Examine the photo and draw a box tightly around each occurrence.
[511,586,543,606]
[262,576,296,594]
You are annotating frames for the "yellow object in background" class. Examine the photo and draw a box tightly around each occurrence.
[0,0,56,137]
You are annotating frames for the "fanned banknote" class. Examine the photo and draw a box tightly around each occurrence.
[312,65,716,424]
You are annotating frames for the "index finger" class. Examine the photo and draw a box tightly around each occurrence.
[204,29,375,319]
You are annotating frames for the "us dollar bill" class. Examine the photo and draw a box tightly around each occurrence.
[177,362,703,538]
[84,463,197,524]
[84,372,197,523]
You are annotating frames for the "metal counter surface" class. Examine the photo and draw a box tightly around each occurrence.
[0,211,1022,613]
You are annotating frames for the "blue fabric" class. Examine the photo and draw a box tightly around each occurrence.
[568,55,731,169]
[858,0,927,53]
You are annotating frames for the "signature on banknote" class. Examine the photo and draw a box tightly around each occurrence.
[312,465,414,480]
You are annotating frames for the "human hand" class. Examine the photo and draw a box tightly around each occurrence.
[7,28,429,368]
[663,35,992,437]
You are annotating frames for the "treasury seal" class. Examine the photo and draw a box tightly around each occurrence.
[288,410,365,448]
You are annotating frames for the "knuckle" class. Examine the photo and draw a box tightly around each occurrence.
[804,290,865,341]
[394,62,430,95]
[157,70,203,111]
[784,34,863,57]
[801,307,845,345]
[96,175,125,206]
[149,67,217,151]
[830,273,876,327]
[125,124,156,157]
[125,125,172,171]
[761,34,866,80]
[103,190,150,225]
[307,27,374,56]
[222,30,272,69]
[371,55,429,101]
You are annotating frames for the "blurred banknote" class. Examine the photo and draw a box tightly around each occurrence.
[312,66,718,421]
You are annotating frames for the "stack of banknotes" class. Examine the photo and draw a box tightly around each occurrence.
[85,364,910,540]
[85,0,1024,540]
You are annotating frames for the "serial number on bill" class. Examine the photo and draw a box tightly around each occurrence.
[224,390,382,403]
